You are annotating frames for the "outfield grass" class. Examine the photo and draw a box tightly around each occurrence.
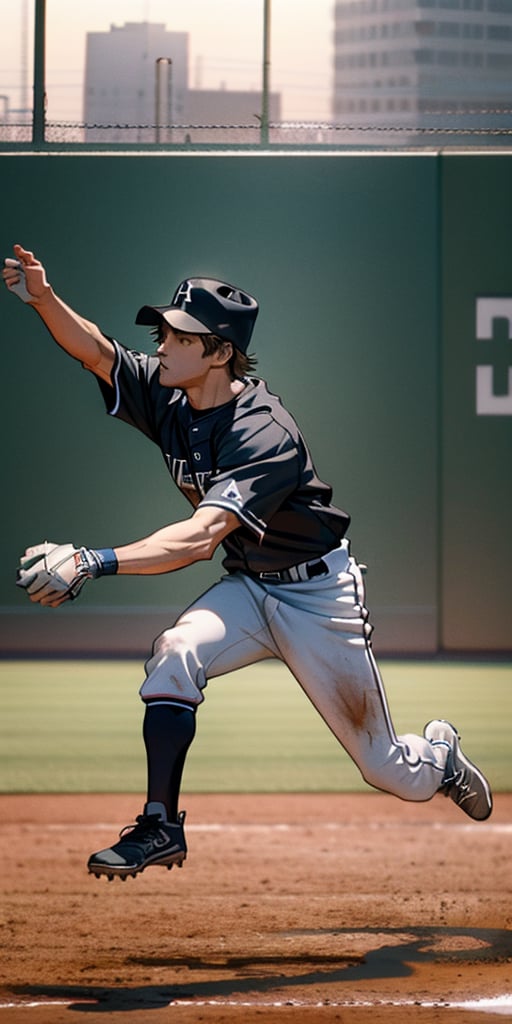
[0,658,510,793]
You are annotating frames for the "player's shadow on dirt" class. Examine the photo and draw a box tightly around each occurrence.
[13,926,512,1013]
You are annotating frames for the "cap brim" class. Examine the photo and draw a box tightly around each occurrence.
[136,304,209,333]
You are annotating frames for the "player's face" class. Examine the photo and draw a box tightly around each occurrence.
[155,324,214,390]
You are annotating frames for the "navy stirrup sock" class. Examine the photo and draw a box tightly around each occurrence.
[142,702,196,822]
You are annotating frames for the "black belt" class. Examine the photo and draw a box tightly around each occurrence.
[252,556,329,585]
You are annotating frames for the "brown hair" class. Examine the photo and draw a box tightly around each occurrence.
[199,333,258,379]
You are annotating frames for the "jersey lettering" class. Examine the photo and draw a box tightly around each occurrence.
[168,456,212,499]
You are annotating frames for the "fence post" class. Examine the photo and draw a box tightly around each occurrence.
[261,0,271,146]
[33,0,46,145]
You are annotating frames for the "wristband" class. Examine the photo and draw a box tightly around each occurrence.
[80,547,118,578]
[92,547,118,576]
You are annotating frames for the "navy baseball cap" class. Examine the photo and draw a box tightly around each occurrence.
[136,277,259,353]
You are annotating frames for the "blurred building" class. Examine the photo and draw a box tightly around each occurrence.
[185,88,281,142]
[83,20,281,145]
[332,0,512,135]
[84,22,188,143]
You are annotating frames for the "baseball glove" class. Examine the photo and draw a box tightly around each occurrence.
[16,541,100,607]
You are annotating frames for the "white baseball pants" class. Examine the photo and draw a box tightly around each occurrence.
[141,540,447,802]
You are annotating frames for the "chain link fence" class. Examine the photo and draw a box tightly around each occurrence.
[1,117,512,148]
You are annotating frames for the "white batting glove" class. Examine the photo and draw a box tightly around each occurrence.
[16,542,118,608]
[16,542,92,607]
[3,258,33,302]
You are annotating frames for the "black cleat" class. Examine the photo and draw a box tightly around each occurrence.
[88,805,187,880]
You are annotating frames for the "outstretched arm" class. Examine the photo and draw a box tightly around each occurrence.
[17,505,241,608]
[2,244,115,383]
[113,506,240,575]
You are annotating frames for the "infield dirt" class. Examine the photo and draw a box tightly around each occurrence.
[0,792,510,1023]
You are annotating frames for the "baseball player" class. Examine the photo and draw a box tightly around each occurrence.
[4,244,492,882]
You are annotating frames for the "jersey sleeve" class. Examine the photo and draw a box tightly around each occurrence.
[94,339,176,443]
[199,416,300,541]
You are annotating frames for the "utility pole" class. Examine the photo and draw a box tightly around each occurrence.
[261,0,271,146]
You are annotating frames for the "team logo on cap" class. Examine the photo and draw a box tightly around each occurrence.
[172,280,193,308]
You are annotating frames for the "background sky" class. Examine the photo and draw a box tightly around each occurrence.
[1,0,335,123]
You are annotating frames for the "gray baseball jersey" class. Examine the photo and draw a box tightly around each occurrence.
[95,340,350,573]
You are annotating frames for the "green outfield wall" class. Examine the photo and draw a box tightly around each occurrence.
[0,151,510,655]
[440,155,512,650]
